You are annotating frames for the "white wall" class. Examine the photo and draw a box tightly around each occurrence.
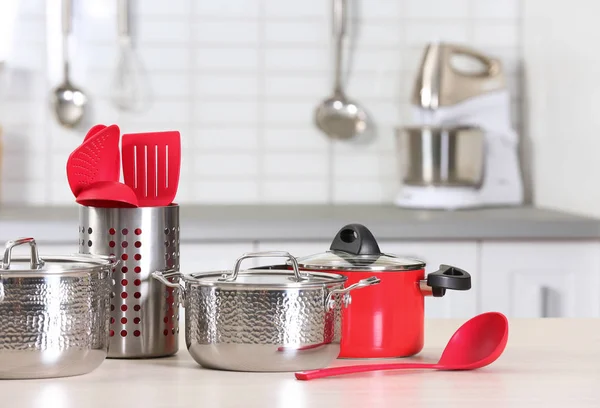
[522,0,600,218]
[0,0,522,206]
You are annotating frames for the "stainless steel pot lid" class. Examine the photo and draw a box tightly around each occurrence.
[0,237,116,275]
[296,224,426,272]
[185,251,347,289]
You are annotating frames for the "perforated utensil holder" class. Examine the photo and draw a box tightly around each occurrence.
[78,204,180,358]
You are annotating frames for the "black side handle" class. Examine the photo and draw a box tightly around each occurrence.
[329,223,382,255]
[426,264,472,298]
[248,264,289,271]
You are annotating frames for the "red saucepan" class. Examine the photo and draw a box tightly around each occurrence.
[294,223,472,359]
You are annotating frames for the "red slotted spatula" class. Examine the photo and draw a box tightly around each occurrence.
[66,124,121,197]
[121,131,181,207]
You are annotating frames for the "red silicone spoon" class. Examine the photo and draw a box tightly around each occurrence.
[76,180,139,208]
[83,124,121,182]
[295,311,508,381]
[66,124,121,197]
[84,124,107,142]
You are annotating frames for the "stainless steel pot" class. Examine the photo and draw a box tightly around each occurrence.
[396,125,485,188]
[152,251,380,372]
[0,237,117,379]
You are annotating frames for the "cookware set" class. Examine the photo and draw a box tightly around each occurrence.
[0,237,117,379]
[0,124,493,380]
[152,252,379,372]
[296,223,472,358]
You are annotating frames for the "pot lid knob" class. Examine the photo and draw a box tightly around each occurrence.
[329,224,382,255]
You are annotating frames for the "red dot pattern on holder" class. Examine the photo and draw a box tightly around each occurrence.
[78,221,181,347]
[106,225,144,339]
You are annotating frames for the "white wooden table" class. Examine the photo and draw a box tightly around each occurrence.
[2,318,598,407]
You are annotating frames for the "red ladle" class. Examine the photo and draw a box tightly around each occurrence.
[295,311,508,381]
[76,180,139,208]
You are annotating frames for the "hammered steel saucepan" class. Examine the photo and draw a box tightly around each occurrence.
[152,251,380,372]
[0,237,117,379]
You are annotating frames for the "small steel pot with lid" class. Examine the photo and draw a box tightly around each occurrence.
[152,251,380,372]
[0,237,117,379]
[295,224,472,359]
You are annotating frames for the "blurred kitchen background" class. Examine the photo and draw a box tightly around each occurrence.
[0,0,531,208]
[2,0,600,320]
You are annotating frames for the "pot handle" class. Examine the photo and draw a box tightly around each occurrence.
[325,276,381,310]
[329,224,382,255]
[0,237,45,303]
[219,251,310,282]
[1,237,45,270]
[151,269,185,304]
[420,264,472,297]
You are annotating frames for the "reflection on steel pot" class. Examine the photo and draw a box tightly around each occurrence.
[0,237,117,379]
[152,251,380,372]
[295,224,472,359]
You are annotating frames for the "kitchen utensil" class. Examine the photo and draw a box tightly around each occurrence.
[314,0,370,141]
[52,0,87,128]
[294,311,508,380]
[78,204,180,358]
[76,180,139,208]
[398,125,484,188]
[395,41,523,210]
[121,131,181,207]
[294,223,472,359]
[111,0,148,112]
[84,124,107,141]
[66,124,120,197]
[83,124,121,175]
[151,251,380,372]
[0,237,117,379]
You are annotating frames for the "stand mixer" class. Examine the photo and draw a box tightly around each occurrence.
[394,42,524,210]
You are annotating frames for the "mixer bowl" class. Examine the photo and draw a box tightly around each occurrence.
[396,126,484,188]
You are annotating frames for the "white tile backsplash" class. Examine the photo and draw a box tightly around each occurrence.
[193,153,260,178]
[193,22,259,45]
[263,153,329,178]
[405,0,470,19]
[262,180,330,204]
[263,0,328,18]
[0,0,523,206]
[193,180,260,203]
[264,74,328,97]
[264,21,327,45]
[263,127,330,151]
[138,20,191,44]
[192,127,259,151]
[406,22,470,46]
[195,74,259,98]
[195,0,260,18]
[138,0,192,17]
[264,100,315,125]
[194,101,258,124]
[473,0,520,19]
[264,48,329,72]
[473,23,520,47]
[194,48,259,71]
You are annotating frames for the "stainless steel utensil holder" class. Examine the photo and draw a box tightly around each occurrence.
[78,204,180,358]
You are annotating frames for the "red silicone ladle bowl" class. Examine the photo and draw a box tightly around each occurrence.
[76,180,139,208]
[294,311,509,381]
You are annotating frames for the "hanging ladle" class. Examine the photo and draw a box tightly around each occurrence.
[314,0,370,141]
[295,311,509,380]
[52,0,88,128]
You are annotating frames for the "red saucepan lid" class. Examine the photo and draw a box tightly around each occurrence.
[296,223,426,272]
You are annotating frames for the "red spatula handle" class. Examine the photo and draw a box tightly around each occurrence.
[294,362,441,381]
